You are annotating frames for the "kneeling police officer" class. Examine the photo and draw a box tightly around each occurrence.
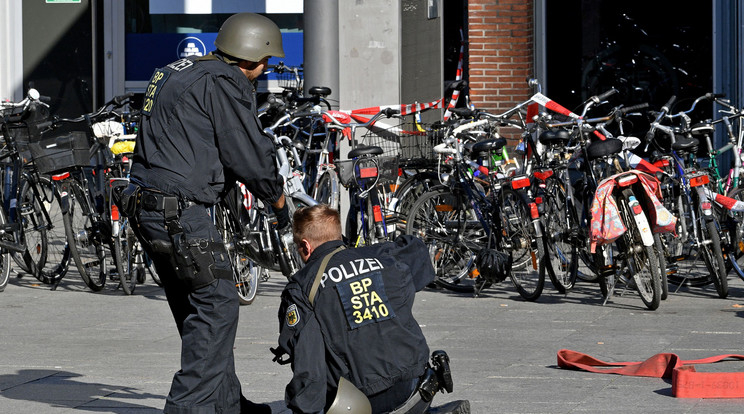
[272,205,470,414]
[121,13,288,414]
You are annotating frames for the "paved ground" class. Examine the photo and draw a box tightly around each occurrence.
[2,263,744,413]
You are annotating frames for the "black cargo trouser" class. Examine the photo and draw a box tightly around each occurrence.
[133,204,244,414]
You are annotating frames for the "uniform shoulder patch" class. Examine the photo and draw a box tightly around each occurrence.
[167,58,194,71]
[141,68,171,116]
[286,303,300,327]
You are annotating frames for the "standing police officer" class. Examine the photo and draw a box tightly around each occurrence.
[272,205,468,414]
[127,13,288,414]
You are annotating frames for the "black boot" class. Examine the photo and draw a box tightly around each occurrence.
[240,395,271,414]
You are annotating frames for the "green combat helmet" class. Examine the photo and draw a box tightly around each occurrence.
[214,13,285,62]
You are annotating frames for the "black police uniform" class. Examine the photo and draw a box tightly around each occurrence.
[275,236,436,413]
[130,53,282,414]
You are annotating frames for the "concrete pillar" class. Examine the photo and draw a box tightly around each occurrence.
[0,0,24,101]
[303,0,340,109]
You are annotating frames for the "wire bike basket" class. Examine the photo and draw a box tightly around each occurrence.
[359,120,440,168]
[277,69,303,92]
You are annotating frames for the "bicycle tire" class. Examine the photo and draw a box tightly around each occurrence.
[286,196,312,272]
[664,193,712,287]
[11,174,46,274]
[313,170,340,211]
[0,207,10,292]
[390,171,439,237]
[345,194,378,247]
[654,233,668,300]
[596,245,615,298]
[723,187,744,282]
[501,187,546,301]
[215,202,260,305]
[543,176,578,293]
[63,179,106,291]
[113,219,137,295]
[405,186,486,293]
[144,253,162,286]
[15,175,70,284]
[700,219,728,298]
[619,190,661,310]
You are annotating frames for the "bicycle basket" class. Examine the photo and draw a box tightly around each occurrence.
[360,121,439,168]
[336,156,399,188]
[278,70,303,92]
[29,132,92,175]
[1,102,51,151]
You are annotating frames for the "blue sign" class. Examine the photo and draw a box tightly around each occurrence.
[126,32,304,82]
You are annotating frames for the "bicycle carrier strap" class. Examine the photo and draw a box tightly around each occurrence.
[308,245,346,307]
[557,349,744,398]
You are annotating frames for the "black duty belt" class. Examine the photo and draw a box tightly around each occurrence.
[140,189,197,213]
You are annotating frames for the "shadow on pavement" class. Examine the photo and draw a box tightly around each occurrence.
[0,369,163,413]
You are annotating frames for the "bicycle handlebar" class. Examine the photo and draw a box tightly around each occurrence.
[320,108,399,129]
[593,88,619,104]
[54,92,135,124]
[617,102,649,116]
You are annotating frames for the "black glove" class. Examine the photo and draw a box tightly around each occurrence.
[273,202,291,231]
[475,248,512,283]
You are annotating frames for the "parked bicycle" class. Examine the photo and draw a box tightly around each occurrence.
[0,88,70,290]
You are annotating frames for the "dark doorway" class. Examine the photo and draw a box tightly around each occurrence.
[22,0,98,118]
[545,1,712,112]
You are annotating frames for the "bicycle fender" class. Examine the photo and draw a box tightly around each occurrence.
[291,193,319,208]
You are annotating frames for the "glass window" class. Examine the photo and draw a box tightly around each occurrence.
[546,1,712,112]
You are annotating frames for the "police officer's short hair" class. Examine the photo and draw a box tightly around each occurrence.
[292,204,342,246]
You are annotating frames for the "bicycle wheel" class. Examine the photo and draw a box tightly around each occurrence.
[501,187,546,301]
[214,202,261,305]
[724,187,744,282]
[284,196,313,272]
[112,219,138,295]
[699,218,728,298]
[312,170,340,211]
[11,174,45,274]
[15,175,70,284]
[405,186,486,293]
[63,179,107,291]
[345,194,378,247]
[0,207,11,292]
[665,193,712,287]
[390,171,439,237]
[543,177,578,293]
[144,253,162,286]
[596,244,615,298]
[618,190,661,310]
[654,233,668,300]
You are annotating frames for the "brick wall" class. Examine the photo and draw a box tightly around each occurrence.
[468,0,534,117]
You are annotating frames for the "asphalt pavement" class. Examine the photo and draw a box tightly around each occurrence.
[2,262,744,413]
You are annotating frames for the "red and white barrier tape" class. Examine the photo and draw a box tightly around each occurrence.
[443,28,465,122]
[704,187,744,212]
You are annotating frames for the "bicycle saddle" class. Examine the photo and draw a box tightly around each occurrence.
[450,107,476,119]
[309,86,331,96]
[471,137,507,154]
[586,138,623,161]
[690,123,715,137]
[671,135,699,153]
[348,145,383,158]
[538,129,571,146]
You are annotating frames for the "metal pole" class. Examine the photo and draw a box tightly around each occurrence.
[303,0,339,109]
[303,0,347,217]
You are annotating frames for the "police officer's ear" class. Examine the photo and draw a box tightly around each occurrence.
[298,238,313,263]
